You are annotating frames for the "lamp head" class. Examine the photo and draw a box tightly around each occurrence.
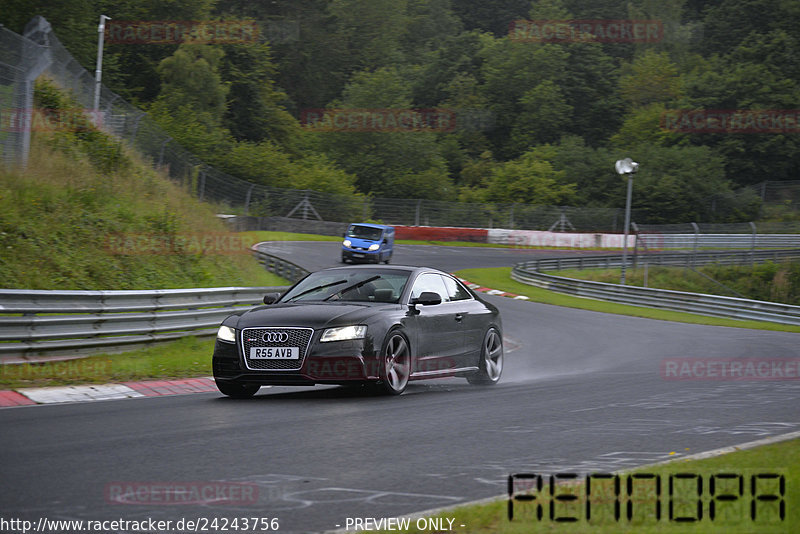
[615,158,639,175]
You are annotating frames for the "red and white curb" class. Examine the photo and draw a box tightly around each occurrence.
[0,377,218,408]
[456,277,529,300]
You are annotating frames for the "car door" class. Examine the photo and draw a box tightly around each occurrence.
[408,272,464,375]
[440,274,487,368]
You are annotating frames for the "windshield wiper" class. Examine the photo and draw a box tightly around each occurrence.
[285,279,346,302]
[323,275,381,301]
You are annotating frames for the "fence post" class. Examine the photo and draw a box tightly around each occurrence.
[157,138,169,167]
[749,221,757,266]
[5,18,52,168]
[198,169,206,200]
[244,183,255,215]
[690,222,699,268]
[415,199,421,227]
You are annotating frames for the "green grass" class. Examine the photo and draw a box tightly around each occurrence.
[242,230,343,243]
[0,336,217,389]
[454,267,800,333]
[0,81,283,290]
[383,438,798,533]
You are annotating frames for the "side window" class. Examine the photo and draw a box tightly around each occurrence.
[410,273,449,301]
[442,275,472,301]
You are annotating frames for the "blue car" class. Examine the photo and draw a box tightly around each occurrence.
[341,223,395,264]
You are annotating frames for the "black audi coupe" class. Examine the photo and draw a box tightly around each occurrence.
[212,265,503,396]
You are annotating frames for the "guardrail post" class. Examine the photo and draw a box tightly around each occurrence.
[750,221,757,266]
[690,222,699,268]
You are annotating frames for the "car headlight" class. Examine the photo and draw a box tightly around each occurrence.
[343,239,352,248]
[217,325,236,343]
[368,243,380,251]
[320,325,367,342]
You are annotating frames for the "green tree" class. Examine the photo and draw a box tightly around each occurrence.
[509,80,573,153]
[464,148,576,205]
[312,67,453,198]
[619,50,682,108]
[220,43,300,149]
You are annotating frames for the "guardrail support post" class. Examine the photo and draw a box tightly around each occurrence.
[690,222,699,268]
[750,221,757,266]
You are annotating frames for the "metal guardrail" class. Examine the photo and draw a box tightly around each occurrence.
[512,250,800,325]
[0,287,287,358]
[251,244,310,282]
[0,247,307,359]
[527,249,800,272]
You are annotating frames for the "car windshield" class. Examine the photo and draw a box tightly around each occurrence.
[346,225,383,241]
[281,269,409,303]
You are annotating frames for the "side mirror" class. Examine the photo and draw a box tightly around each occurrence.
[263,293,281,305]
[411,291,442,307]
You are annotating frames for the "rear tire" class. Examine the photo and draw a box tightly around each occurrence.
[215,379,260,398]
[467,327,503,385]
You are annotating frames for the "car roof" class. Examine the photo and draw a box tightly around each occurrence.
[348,223,393,230]
[320,264,440,275]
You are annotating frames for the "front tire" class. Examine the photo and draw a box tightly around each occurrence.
[467,327,503,385]
[215,379,260,398]
[377,331,411,395]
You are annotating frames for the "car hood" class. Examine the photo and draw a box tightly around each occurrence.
[346,237,380,248]
[230,302,395,329]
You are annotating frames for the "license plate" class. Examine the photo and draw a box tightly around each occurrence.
[250,347,299,359]
[352,253,365,258]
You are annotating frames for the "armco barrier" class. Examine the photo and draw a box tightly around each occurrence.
[512,249,800,325]
[251,243,310,282]
[0,249,306,359]
[0,286,286,358]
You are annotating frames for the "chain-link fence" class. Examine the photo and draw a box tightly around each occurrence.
[0,18,52,167]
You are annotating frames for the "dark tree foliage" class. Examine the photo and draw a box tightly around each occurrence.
[450,0,531,36]
[3,0,798,222]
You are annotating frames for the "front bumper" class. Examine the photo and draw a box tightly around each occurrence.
[212,337,382,385]
[341,248,382,263]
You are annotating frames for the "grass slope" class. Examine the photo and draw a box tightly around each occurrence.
[0,136,284,289]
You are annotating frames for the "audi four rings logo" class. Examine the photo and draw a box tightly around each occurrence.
[262,331,289,343]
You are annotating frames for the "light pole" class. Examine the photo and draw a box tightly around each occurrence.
[615,158,639,285]
[93,15,111,125]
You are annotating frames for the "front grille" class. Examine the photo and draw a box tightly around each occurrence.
[241,327,314,371]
